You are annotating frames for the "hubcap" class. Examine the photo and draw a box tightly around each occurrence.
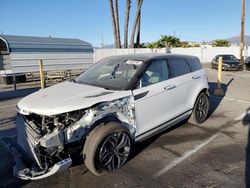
[196,95,208,122]
[99,132,131,171]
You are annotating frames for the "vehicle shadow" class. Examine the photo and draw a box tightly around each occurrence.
[208,78,234,118]
[0,138,29,188]
[130,120,186,161]
[0,88,38,101]
[243,108,250,188]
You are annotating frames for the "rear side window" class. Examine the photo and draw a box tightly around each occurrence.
[187,57,202,72]
[169,58,191,77]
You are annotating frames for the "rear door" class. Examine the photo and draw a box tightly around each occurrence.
[167,57,194,114]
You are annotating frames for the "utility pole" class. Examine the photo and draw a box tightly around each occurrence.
[240,0,245,64]
[101,33,104,48]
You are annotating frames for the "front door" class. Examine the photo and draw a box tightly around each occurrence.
[132,59,176,139]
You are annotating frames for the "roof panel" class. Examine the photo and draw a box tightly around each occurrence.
[0,35,93,53]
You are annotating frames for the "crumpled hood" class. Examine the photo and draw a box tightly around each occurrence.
[17,81,132,116]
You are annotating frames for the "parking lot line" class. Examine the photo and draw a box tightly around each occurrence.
[234,110,250,121]
[211,95,250,104]
[226,73,250,77]
[224,96,250,104]
[153,132,219,178]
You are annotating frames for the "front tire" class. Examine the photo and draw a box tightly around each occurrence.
[188,92,209,124]
[83,122,132,176]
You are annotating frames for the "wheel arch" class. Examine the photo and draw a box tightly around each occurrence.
[86,113,136,140]
[191,87,209,110]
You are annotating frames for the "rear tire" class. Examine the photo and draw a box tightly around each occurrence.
[188,92,209,125]
[83,122,132,176]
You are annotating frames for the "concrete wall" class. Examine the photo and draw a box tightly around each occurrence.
[93,46,250,63]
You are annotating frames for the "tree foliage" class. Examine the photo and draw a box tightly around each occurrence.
[146,42,160,49]
[158,35,181,48]
[212,39,231,47]
[145,35,201,49]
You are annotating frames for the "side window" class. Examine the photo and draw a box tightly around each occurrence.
[187,57,201,72]
[140,60,169,87]
[170,58,191,77]
[247,57,250,63]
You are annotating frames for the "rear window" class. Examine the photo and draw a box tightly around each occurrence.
[222,55,237,60]
[247,57,250,62]
[169,58,191,77]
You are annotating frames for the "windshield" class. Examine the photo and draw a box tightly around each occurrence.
[75,58,144,90]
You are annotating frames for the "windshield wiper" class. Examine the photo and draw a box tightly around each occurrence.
[111,64,120,79]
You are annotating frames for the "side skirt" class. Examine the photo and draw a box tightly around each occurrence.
[135,110,192,142]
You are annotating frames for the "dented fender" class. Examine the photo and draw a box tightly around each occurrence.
[65,96,136,143]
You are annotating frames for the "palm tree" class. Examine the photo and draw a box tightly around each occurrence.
[124,0,131,48]
[158,35,181,48]
[129,0,143,48]
[146,42,160,49]
[135,0,141,48]
[114,0,121,48]
[108,0,118,48]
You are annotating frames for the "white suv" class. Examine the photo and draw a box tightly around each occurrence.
[14,54,209,180]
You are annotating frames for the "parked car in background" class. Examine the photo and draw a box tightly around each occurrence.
[13,54,209,180]
[211,54,243,71]
[245,56,250,70]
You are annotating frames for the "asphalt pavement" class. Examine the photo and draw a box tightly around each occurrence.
[0,68,250,188]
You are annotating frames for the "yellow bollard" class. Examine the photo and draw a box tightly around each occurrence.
[214,56,225,96]
[39,60,45,89]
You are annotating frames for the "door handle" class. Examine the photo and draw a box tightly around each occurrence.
[192,75,200,79]
[164,85,176,91]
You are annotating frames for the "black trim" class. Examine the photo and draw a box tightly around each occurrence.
[134,91,149,100]
[136,109,192,138]
[126,59,150,90]
[84,91,114,98]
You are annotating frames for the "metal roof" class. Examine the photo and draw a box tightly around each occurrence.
[0,35,93,74]
[0,35,93,53]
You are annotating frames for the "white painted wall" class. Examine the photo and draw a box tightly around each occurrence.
[9,52,93,74]
[94,46,250,63]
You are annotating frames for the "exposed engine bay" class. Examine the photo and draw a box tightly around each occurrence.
[14,96,135,180]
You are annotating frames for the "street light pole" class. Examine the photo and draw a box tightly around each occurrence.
[240,0,245,64]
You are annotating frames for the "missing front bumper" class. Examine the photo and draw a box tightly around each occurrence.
[10,114,73,180]
[9,143,72,180]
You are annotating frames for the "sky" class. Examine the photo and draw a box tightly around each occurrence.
[0,0,249,47]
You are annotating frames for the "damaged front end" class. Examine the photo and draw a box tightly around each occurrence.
[12,96,135,180]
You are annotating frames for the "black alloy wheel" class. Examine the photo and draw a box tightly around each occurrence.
[98,132,131,171]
